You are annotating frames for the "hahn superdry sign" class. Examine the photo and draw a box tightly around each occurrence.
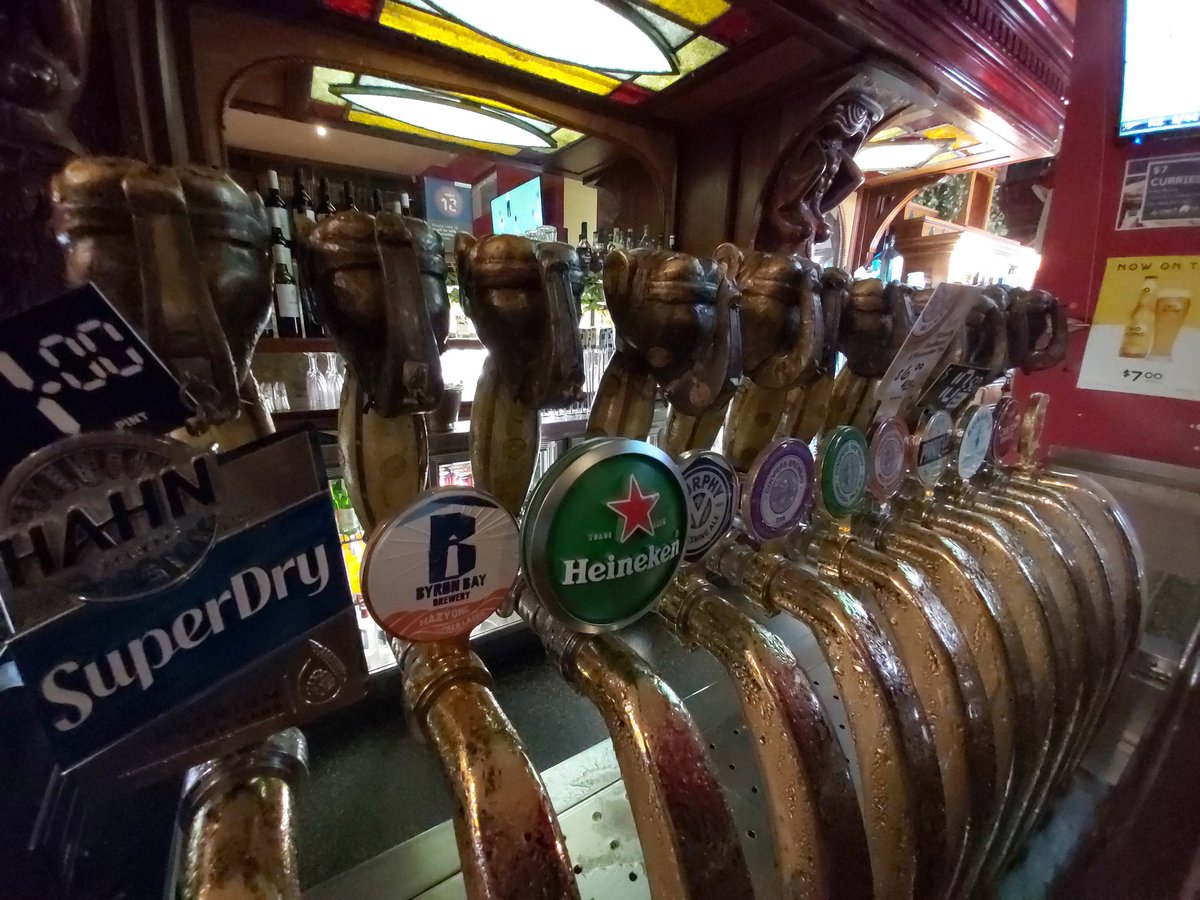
[0,428,363,770]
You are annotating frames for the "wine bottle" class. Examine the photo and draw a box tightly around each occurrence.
[371,189,385,213]
[639,224,650,248]
[591,230,604,273]
[400,191,412,217]
[342,180,358,211]
[262,170,293,249]
[271,228,303,338]
[316,177,336,220]
[576,221,593,272]
[291,168,316,225]
[626,228,635,249]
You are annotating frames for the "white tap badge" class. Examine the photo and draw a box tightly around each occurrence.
[362,489,518,642]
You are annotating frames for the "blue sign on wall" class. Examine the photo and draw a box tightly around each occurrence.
[423,177,473,244]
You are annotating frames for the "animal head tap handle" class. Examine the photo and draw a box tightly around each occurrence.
[52,158,271,437]
[590,248,739,442]
[176,728,308,900]
[780,266,850,441]
[454,233,585,517]
[309,221,579,898]
[304,212,449,532]
[1007,289,1067,373]
[716,244,823,469]
[830,278,915,431]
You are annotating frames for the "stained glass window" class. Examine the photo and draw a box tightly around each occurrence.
[321,0,756,103]
[311,67,587,155]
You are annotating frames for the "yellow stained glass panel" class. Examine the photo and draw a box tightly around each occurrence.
[379,2,620,96]
[549,126,586,147]
[348,109,521,155]
[312,65,356,105]
[634,35,725,91]
[644,0,730,26]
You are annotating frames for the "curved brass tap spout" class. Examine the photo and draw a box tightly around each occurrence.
[178,729,308,900]
[708,539,944,900]
[898,501,1063,880]
[519,594,754,900]
[859,516,1031,893]
[396,638,579,900]
[658,571,872,900]
[797,530,995,897]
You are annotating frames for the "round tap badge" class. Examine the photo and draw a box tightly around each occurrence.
[522,438,687,633]
[956,404,995,480]
[818,426,868,519]
[910,408,954,488]
[362,488,519,642]
[741,438,814,542]
[867,417,910,501]
[991,396,1021,464]
[678,450,737,564]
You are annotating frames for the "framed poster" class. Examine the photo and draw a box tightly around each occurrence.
[1077,256,1200,400]
[1116,153,1200,230]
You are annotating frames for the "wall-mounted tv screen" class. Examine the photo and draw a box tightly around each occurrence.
[1119,0,1200,137]
[490,177,543,236]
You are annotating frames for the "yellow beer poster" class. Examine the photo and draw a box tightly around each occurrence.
[1077,256,1200,400]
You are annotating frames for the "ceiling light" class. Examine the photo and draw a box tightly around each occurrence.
[855,139,954,173]
[425,0,676,74]
[333,86,555,148]
[315,125,329,137]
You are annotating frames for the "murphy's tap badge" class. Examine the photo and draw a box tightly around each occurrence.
[678,450,737,564]
[361,489,518,642]
[955,404,995,481]
[818,426,868,519]
[867,417,910,502]
[742,438,814,542]
[522,438,687,633]
[0,428,365,781]
[911,408,954,488]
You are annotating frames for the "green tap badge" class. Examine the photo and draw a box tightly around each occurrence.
[522,438,687,633]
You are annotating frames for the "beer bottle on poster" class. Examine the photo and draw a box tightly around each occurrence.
[1119,275,1157,358]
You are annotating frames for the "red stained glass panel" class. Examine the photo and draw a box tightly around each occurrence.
[609,83,653,105]
[704,7,759,46]
[323,0,376,19]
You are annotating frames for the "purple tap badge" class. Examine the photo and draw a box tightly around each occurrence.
[741,438,814,542]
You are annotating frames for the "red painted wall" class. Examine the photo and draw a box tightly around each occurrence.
[1016,0,1200,467]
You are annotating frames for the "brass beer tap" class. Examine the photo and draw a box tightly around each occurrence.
[306,213,578,900]
[592,245,872,899]
[177,729,308,900]
[456,235,752,900]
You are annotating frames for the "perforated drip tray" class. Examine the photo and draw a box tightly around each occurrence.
[302,607,835,897]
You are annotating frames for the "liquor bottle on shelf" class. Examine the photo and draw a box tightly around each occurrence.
[668,233,677,250]
[626,227,635,249]
[607,230,620,253]
[262,170,293,250]
[400,190,412,216]
[271,227,303,338]
[390,199,404,215]
[291,168,315,225]
[316,177,336,220]
[575,221,593,272]
[591,229,604,273]
[342,179,358,212]
[639,224,651,248]
[371,188,385,214]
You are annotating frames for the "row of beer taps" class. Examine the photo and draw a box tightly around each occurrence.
[46,160,1144,900]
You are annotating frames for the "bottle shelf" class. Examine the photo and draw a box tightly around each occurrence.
[256,336,483,354]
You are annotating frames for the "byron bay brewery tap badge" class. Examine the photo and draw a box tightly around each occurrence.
[911,408,954,487]
[522,438,686,632]
[867,416,910,501]
[361,488,518,642]
[742,438,814,541]
[678,450,737,563]
[818,426,868,519]
[0,429,363,772]
[955,404,995,480]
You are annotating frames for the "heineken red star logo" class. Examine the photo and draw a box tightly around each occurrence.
[606,475,659,543]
